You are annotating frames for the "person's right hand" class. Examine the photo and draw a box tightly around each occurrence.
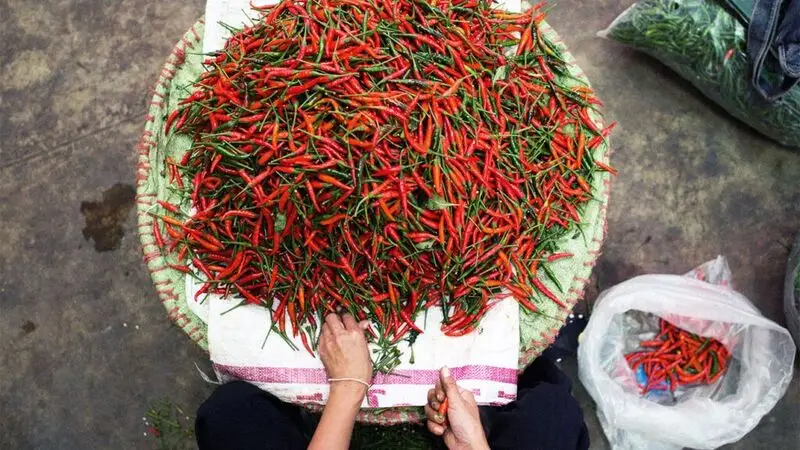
[425,367,490,450]
[318,313,372,399]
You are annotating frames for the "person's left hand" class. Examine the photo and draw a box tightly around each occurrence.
[319,313,373,397]
[425,367,489,450]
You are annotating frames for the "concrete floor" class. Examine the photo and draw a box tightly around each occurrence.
[0,0,798,448]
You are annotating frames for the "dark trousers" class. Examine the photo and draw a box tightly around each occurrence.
[196,356,589,450]
[480,355,590,450]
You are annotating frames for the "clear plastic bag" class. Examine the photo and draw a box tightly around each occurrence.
[578,258,796,450]
[786,234,800,348]
[600,0,800,148]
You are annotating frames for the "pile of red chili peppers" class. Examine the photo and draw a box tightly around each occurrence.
[157,0,614,368]
[625,319,731,394]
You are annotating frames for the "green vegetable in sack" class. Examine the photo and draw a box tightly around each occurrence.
[602,0,800,148]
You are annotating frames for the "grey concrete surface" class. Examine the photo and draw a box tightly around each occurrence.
[0,0,797,448]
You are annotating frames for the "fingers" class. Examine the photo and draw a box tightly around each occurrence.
[325,313,345,332]
[427,420,445,436]
[434,377,445,402]
[440,366,461,400]
[427,388,436,402]
[341,313,359,330]
[424,404,445,424]
[442,431,458,449]
[329,313,364,333]
[319,323,331,343]
[427,388,440,410]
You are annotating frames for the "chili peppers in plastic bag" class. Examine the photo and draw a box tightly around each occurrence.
[625,318,730,394]
[578,257,795,449]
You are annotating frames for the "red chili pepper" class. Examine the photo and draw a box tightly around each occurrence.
[168,263,191,273]
[437,397,449,416]
[595,160,617,175]
[300,331,314,357]
[152,221,165,248]
[531,277,566,308]
[546,252,573,262]
[164,109,181,134]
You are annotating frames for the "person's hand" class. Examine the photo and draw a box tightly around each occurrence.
[310,314,373,450]
[425,367,490,450]
[319,313,373,399]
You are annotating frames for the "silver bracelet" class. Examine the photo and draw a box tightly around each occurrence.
[327,377,371,388]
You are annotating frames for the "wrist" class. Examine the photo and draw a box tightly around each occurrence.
[454,428,490,450]
[450,440,489,450]
[471,439,490,450]
[469,427,490,450]
[329,381,368,404]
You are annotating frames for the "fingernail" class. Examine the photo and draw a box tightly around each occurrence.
[435,413,443,423]
[442,366,450,378]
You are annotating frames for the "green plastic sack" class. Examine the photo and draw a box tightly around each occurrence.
[601,0,800,148]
